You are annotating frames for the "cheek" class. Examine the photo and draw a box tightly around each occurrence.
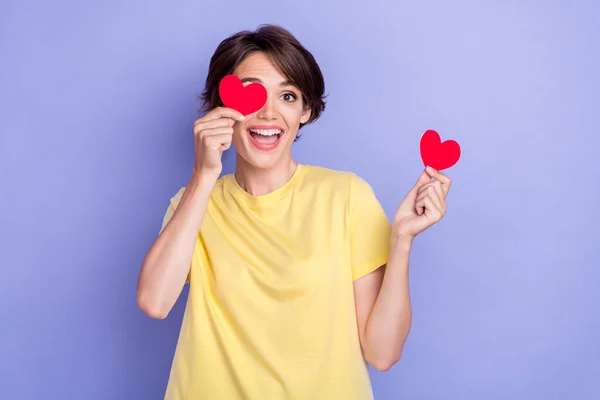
[282,106,304,126]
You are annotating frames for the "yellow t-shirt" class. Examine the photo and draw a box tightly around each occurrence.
[160,164,391,400]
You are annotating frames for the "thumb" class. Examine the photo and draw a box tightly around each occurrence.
[409,169,431,194]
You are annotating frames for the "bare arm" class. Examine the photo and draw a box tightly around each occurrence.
[136,171,216,319]
[353,236,413,371]
[354,166,451,371]
[136,106,244,319]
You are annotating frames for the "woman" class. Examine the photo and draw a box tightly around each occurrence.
[137,24,451,400]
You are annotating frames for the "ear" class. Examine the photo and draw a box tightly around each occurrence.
[300,106,311,124]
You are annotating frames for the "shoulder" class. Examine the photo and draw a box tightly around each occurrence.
[167,177,226,207]
[169,187,186,205]
[302,164,357,187]
[302,164,372,194]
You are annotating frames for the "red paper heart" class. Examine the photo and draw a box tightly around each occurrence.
[218,74,267,115]
[419,129,461,171]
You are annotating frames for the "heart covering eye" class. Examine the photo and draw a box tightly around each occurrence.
[218,74,267,115]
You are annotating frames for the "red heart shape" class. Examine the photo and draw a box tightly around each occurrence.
[218,74,267,115]
[420,129,461,171]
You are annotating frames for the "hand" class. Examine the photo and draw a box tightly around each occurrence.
[193,107,245,178]
[392,166,452,241]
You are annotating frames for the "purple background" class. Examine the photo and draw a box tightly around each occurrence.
[2,0,599,399]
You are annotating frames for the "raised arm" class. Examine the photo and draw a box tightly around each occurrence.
[136,107,245,319]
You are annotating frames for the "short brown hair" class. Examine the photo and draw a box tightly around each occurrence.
[199,24,327,141]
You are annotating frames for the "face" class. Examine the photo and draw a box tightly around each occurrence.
[231,52,311,170]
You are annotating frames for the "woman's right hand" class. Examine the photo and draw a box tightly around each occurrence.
[140,110,245,319]
[193,107,245,178]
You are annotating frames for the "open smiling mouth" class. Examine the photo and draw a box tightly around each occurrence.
[247,127,284,151]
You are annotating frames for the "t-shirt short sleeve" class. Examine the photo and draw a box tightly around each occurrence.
[160,187,186,233]
[159,187,191,283]
[348,173,392,281]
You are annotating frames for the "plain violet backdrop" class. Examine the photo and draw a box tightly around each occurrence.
[1,0,599,399]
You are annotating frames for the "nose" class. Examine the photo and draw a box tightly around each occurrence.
[256,95,277,120]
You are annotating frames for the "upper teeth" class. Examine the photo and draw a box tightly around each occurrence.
[249,129,282,136]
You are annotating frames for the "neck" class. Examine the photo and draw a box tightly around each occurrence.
[234,155,298,197]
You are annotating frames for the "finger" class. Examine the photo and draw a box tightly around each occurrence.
[196,126,234,139]
[410,169,431,195]
[415,195,431,216]
[201,107,245,123]
[416,186,444,214]
[416,195,442,218]
[425,166,452,195]
[194,117,235,133]
[415,190,429,216]
[427,186,445,214]
[416,186,427,201]
[415,196,425,216]
[431,180,445,201]
[416,180,433,194]
[203,132,233,151]
[417,182,429,195]
[423,196,443,217]
[416,185,443,211]
[418,181,444,203]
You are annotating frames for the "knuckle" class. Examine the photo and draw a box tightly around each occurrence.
[211,107,224,118]
[201,134,212,144]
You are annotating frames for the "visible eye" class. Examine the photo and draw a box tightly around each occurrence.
[281,92,297,102]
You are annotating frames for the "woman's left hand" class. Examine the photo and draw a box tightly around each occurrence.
[392,166,452,241]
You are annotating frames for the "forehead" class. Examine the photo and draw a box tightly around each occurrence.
[233,52,287,83]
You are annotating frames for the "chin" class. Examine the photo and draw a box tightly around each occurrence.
[234,125,296,169]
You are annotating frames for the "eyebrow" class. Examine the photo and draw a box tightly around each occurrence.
[240,77,296,88]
